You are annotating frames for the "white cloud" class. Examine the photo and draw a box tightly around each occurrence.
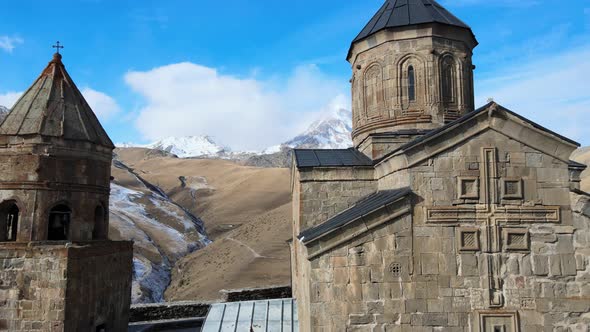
[0,91,22,108]
[125,63,348,150]
[475,46,590,146]
[81,88,122,121]
[0,36,23,53]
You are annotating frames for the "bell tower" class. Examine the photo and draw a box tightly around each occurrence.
[0,50,132,331]
[348,0,478,159]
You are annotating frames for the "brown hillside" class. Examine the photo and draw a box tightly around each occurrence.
[115,148,293,301]
[571,146,590,192]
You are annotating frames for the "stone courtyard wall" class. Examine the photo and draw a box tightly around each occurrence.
[0,243,68,331]
[0,241,133,332]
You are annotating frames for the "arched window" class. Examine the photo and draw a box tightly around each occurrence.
[48,205,71,241]
[92,205,105,240]
[0,201,19,241]
[408,66,416,102]
[441,57,456,103]
[364,64,384,118]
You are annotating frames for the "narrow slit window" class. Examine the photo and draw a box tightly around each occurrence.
[408,66,416,102]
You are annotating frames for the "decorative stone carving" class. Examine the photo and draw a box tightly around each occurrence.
[458,176,479,199]
[502,178,523,200]
[503,228,529,251]
[457,227,480,251]
[425,147,562,308]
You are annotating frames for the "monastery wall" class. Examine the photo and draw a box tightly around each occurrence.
[0,241,132,332]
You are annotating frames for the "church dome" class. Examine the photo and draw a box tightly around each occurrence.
[0,53,114,149]
[348,0,476,59]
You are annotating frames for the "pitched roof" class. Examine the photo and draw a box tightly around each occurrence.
[298,188,411,243]
[569,160,587,169]
[377,102,581,164]
[201,298,298,332]
[352,0,472,45]
[293,148,373,168]
[0,53,114,148]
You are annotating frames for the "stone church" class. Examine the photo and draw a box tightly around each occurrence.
[0,52,133,330]
[290,0,590,331]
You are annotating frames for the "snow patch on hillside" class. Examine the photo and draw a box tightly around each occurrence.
[109,181,209,303]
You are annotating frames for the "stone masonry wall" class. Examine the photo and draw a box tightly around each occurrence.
[305,212,413,332]
[0,241,133,332]
[292,167,377,331]
[64,241,133,332]
[0,243,68,331]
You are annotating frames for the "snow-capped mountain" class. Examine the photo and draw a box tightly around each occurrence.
[0,105,9,123]
[118,136,228,158]
[265,108,353,153]
[146,136,228,158]
[117,108,354,159]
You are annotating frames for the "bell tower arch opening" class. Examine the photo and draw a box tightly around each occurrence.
[48,204,71,241]
[92,204,106,240]
[0,201,20,242]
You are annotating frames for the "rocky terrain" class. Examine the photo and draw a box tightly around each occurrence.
[109,154,210,303]
[113,148,292,302]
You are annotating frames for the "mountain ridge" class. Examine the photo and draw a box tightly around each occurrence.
[117,108,354,160]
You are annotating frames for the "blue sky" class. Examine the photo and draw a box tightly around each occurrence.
[1,0,589,150]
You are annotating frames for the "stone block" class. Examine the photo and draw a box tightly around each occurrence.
[334,268,349,284]
[331,256,348,267]
[458,254,478,276]
[347,283,363,301]
[349,313,374,325]
[560,254,577,276]
[555,235,574,254]
[421,254,439,275]
[350,266,370,284]
[405,299,428,313]
[367,301,384,314]
[532,255,549,276]
[575,253,587,271]
[548,255,562,276]
[362,283,380,301]
[526,153,543,167]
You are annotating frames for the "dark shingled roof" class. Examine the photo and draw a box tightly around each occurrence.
[298,188,411,243]
[0,53,114,148]
[352,0,471,45]
[293,148,373,168]
[569,160,587,169]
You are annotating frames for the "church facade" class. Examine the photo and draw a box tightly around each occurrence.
[0,52,133,331]
[290,1,590,331]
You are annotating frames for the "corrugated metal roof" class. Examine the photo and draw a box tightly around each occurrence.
[351,0,471,45]
[293,148,373,168]
[298,188,411,243]
[0,53,114,148]
[202,299,298,332]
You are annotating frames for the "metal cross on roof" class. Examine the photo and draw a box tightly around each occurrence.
[52,41,64,54]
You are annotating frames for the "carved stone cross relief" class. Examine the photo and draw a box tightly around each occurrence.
[425,147,560,308]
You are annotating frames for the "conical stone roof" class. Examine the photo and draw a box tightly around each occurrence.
[0,53,114,148]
